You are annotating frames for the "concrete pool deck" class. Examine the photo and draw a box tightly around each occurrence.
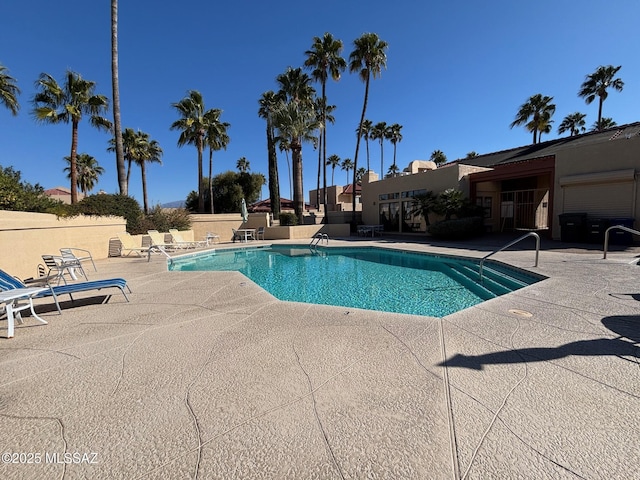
[1,235,638,479]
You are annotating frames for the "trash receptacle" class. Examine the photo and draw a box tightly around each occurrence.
[587,218,610,244]
[608,218,635,245]
[559,213,587,243]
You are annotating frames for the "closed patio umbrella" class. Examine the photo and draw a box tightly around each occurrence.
[241,198,248,222]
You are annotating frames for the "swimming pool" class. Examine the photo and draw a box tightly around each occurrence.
[169,245,543,317]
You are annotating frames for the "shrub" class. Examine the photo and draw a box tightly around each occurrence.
[279,212,298,226]
[139,205,192,233]
[428,216,484,240]
[70,194,144,233]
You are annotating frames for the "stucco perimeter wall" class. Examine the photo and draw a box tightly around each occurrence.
[0,211,126,279]
[360,164,492,225]
[189,213,270,243]
[265,224,350,240]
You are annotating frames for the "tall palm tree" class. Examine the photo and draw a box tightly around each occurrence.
[349,33,388,220]
[63,153,105,195]
[558,112,587,136]
[110,0,126,196]
[276,67,315,105]
[131,131,162,214]
[204,108,230,213]
[355,167,367,184]
[273,101,320,223]
[430,150,447,166]
[236,157,250,173]
[170,90,208,212]
[341,158,354,184]
[389,123,403,168]
[304,32,346,214]
[278,136,292,200]
[312,98,335,209]
[371,121,391,174]
[32,70,111,204]
[357,119,373,171]
[107,127,137,190]
[258,90,282,216]
[326,154,340,186]
[578,65,624,131]
[0,64,20,116]
[509,93,555,144]
[387,164,399,176]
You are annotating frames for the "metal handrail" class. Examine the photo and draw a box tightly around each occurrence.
[147,244,173,265]
[309,233,329,248]
[479,232,540,283]
[602,225,640,259]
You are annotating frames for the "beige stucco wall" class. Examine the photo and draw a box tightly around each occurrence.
[552,135,640,238]
[265,224,350,240]
[189,213,270,243]
[0,211,126,279]
[360,164,492,225]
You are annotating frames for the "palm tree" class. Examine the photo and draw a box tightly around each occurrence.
[236,156,250,173]
[108,127,137,191]
[64,153,105,195]
[341,158,353,184]
[0,64,20,116]
[276,67,315,105]
[387,164,400,176]
[466,151,479,159]
[304,32,346,214]
[357,119,373,171]
[278,136,292,200]
[273,101,320,223]
[355,167,367,184]
[509,93,556,144]
[110,0,126,196]
[591,117,617,131]
[312,98,335,209]
[536,111,554,143]
[131,131,163,214]
[32,70,111,204]
[349,32,389,221]
[389,123,403,168]
[258,90,282,216]
[430,150,447,166]
[170,90,208,212]
[558,112,587,136]
[327,154,340,186]
[204,108,230,213]
[371,121,390,174]
[409,191,437,227]
[578,65,623,131]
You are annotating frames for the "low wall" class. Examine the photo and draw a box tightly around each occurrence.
[265,224,350,240]
[0,211,126,279]
[189,213,269,243]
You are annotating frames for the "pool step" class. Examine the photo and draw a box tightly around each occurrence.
[448,262,528,296]
[445,264,497,300]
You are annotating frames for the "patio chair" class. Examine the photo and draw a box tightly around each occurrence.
[42,254,88,283]
[231,228,242,243]
[168,229,206,248]
[117,232,151,257]
[205,232,221,245]
[60,247,97,271]
[256,226,265,240]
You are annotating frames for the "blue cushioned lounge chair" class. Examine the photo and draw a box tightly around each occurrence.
[0,269,131,307]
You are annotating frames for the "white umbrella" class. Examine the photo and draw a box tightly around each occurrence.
[241,198,248,222]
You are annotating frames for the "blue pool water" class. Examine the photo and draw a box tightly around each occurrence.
[169,245,542,317]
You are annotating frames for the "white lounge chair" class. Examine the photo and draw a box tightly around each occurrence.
[147,230,180,249]
[116,232,151,257]
[168,229,206,248]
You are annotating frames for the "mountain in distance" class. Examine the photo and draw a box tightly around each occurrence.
[161,200,185,208]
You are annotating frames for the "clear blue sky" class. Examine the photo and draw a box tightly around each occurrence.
[1,0,638,206]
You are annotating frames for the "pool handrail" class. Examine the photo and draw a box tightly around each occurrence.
[479,232,540,283]
[309,233,329,249]
[602,225,640,259]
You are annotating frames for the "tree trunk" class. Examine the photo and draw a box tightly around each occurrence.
[208,147,214,214]
[292,140,304,224]
[141,162,149,214]
[70,120,79,204]
[111,0,127,196]
[267,123,280,217]
[352,75,370,223]
[197,134,204,212]
[597,96,604,130]
[316,130,322,209]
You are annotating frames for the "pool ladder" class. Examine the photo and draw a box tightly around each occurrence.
[479,232,540,284]
[309,233,329,251]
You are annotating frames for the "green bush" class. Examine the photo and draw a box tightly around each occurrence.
[69,194,144,233]
[279,212,298,226]
[139,206,192,233]
[428,216,484,240]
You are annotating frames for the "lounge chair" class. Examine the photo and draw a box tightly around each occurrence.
[168,229,206,248]
[117,232,151,257]
[205,232,221,245]
[147,230,180,249]
[60,247,97,271]
[0,268,130,306]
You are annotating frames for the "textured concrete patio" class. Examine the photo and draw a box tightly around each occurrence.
[1,236,638,479]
